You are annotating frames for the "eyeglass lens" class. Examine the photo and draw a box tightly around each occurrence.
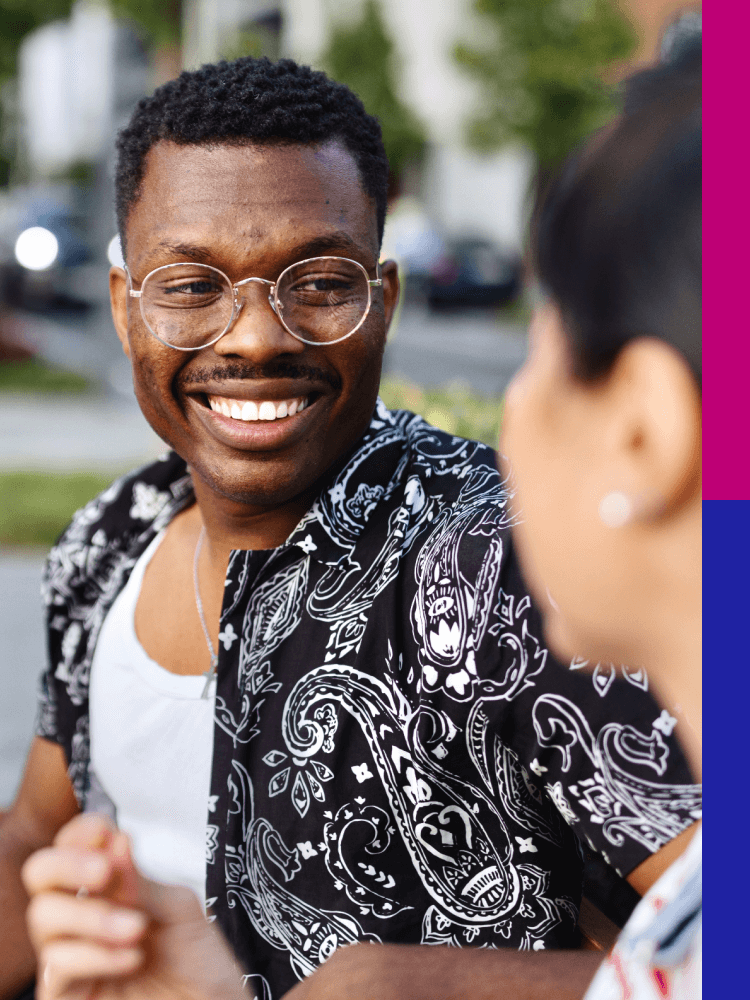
[140,258,371,348]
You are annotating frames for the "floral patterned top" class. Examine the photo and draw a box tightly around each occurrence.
[36,401,701,999]
[584,828,701,999]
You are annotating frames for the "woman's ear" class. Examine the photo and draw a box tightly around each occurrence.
[604,337,701,523]
[109,266,130,358]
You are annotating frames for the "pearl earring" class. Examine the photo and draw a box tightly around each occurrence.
[598,491,633,528]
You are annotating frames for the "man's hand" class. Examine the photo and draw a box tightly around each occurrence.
[22,813,248,1000]
[282,941,603,1000]
[0,737,80,999]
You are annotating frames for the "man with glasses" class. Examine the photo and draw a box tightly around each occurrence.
[3,57,699,1000]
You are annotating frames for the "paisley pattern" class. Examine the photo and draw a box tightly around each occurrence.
[36,401,700,998]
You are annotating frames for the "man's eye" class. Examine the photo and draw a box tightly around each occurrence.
[300,278,350,293]
[164,280,221,295]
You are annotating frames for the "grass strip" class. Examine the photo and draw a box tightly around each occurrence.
[380,376,503,447]
[0,471,116,547]
[0,358,91,394]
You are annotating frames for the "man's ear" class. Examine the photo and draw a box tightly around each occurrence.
[379,259,400,334]
[109,266,130,358]
[604,337,702,522]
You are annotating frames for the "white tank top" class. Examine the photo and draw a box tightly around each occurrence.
[89,530,215,908]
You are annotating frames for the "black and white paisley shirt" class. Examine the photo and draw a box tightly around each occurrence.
[37,401,701,999]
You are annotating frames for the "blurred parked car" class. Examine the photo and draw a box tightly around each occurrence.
[0,188,94,318]
[427,238,521,310]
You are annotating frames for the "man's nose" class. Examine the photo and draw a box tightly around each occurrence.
[212,281,304,360]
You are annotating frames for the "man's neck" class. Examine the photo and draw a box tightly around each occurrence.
[190,473,317,559]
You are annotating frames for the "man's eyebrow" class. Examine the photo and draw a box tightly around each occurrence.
[154,241,215,262]
[151,232,373,266]
[290,232,367,260]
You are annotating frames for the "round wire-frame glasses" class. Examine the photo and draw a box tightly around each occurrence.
[127,255,383,351]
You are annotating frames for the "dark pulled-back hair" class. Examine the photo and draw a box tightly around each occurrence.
[115,56,389,252]
[532,42,701,384]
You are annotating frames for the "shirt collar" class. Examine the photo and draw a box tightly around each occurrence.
[283,399,408,564]
[136,401,407,567]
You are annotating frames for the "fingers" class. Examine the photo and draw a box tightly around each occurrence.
[24,824,151,1000]
[53,813,117,851]
[39,939,143,1000]
[27,891,148,952]
[22,846,114,898]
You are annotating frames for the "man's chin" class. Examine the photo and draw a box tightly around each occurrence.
[185,450,324,511]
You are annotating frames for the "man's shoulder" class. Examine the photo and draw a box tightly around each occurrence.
[387,406,504,504]
[51,451,191,556]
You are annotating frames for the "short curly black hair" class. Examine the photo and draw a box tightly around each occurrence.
[115,56,389,255]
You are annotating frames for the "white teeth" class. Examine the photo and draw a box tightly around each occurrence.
[208,395,308,422]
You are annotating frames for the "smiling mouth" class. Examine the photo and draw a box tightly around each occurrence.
[206,393,310,422]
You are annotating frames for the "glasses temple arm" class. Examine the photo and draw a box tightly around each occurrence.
[369,262,383,287]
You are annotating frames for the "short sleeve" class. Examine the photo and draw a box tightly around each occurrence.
[35,665,60,743]
[477,538,701,878]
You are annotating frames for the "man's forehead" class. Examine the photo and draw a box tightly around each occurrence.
[127,138,378,261]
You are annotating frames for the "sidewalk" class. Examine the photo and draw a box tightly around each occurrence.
[0,392,165,471]
[0,552,45,806]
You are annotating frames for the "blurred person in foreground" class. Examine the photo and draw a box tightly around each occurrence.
[8,52,700,1000]
[503,41,702,999]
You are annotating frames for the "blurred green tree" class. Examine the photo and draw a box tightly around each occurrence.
[455,0,637,169]
[109,0,181,48]
[322,0,426,184]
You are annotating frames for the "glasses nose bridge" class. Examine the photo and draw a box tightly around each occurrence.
[231,275,278,321]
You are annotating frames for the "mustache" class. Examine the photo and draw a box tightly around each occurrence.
[178,361,341,392]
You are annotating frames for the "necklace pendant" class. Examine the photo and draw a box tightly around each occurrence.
[201,656,218,699]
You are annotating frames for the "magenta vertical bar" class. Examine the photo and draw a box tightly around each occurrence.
[704,4,748,499]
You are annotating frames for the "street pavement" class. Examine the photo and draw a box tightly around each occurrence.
[0,392,166,471]
[0,303,528,806]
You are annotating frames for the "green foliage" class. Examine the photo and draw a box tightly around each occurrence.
[455,0,637,167]
[0,358,91,394]
[221,27,267,62]
[49,158,96,186]
[322,0,426,179]
[109,0,182,49]
[380,375,503,448]
[0,0,74,80]
[0,470,115,546]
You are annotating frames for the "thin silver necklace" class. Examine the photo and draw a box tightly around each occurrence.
[193,527,218,699]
